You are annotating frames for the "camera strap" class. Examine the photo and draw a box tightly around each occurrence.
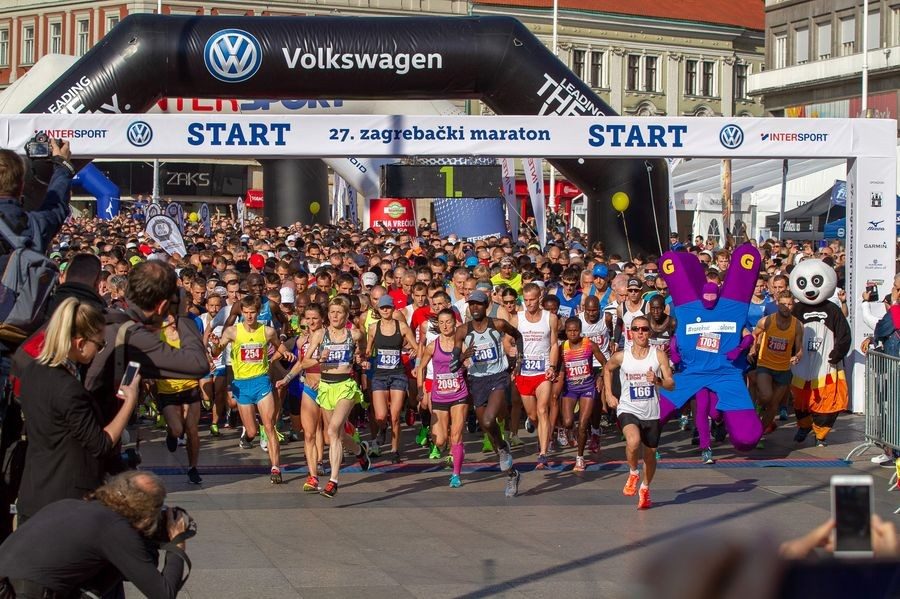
[158,537,192,590]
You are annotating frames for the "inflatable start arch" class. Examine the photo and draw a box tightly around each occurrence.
[25,14,669,255]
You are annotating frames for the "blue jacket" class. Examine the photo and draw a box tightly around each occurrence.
[0,163,72,254]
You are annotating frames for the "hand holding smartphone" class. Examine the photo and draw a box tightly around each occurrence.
[831,474,874,558]
[117,361,141,399]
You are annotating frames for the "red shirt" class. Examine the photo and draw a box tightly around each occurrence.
[388,286,408,310]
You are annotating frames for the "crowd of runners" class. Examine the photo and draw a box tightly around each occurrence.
[46,208,867,509]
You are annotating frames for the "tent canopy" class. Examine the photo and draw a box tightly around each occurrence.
[764,181,845,240]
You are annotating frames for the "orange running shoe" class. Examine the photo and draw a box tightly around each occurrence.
[637,487,652,510]
[623,472,640,496]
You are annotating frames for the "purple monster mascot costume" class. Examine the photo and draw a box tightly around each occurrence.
[658,243,764,454]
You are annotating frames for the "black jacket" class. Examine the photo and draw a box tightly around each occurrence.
[14,358,115,519]
[46,281,106,314]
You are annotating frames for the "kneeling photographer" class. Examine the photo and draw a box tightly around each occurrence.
[0,471,193,598]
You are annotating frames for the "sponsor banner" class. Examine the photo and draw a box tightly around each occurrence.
[244,189,264,209]
[347,185,358,225]
[367,198,416,236]
[2,115,881,159]
[145,215,187,257]
[199,203,212,237]
[433,198,507,241]
[146,203,162,219]
[165,202,185,234]
[523,158,546,248]
[236,196,246,231]
[500,158,518,243]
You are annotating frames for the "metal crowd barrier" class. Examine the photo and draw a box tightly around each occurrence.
[846,350,900,512]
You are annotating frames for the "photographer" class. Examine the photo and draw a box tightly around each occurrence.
[0,471,189,598]
[84,261,210,427]
[0,138,75,385]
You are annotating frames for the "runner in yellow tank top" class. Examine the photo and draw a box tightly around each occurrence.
[213,295,295,484]
[751,291,803,440]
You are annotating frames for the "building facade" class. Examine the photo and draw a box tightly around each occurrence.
[749,0,900,124]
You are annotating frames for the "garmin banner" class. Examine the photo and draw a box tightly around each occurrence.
[434,197,507,241]
[20,13,671,256]
[145,215,187,257]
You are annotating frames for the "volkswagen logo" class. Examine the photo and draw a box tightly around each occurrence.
[204,29,262,83]
[126,121,153,147]
[719,124,744,149]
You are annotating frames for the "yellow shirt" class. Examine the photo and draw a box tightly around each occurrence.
[491,272,523,296]
[156,328,199,395]
[231,323,269,380]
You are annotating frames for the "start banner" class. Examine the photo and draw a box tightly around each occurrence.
[367,198,416,236]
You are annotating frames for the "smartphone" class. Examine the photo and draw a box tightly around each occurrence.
[117,361,141,398]
[831,474,874,558]
[866,283,880,302]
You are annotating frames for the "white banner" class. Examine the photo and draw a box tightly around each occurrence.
[199,203,212,237]
[146,215,187,257]
[523,158,546,248]
[4,115,888,159]
[145,203,162,219]
[500,158,519,243]
[236,196,245,232]
[165,202,184,234]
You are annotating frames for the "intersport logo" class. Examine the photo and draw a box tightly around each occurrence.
[205,29,262,83]
[282,47,443,75]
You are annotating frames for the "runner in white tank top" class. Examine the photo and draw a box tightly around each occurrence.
[603,315,674,511]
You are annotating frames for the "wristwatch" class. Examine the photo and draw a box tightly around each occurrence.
[51,155,76,176]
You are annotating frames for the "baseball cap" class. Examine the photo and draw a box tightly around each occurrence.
[249,254,265,271]
[592,264,609,278]
[500,256,515,267]
[286,234,297,244]
[627,277,643,290]
[465,256,478,268]
[377,295,395,309]
[361,272,378,288]
[279,287,295,304]
[125,242,137,250]
[129,255,143,266]
[468,290,489,304]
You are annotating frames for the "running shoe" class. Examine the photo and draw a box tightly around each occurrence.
[357,442,371,471]
[557,428,569,448]
[711,420,727,443]
[756,438,766,450]
[701,449,715,465]
[779,407,789,422]
[201,397,212,411]
[321,480,338,498]
[376,428,387,446]
[872,453,894,465]
[239,427,253,449]
[536,454,548,470]
[637,486,652,510]
[416,426,431,447]
[504,470,520,498]
[623,472,640,496]
[155,414,167,430]
[260,429,268,453]
[303,475,320,493]
[270,466,283,485]
[405,407,416,427]
[678,414,690,431]
[599,414,610,428]
[391,451,403,464]
[177,435,186,447]
[275,429,286,443]
[525,418,535,434]
[482,434,494,453]
[209,424,220,437]
[498,442,513,472]
[589,433,600,454]
[429,444,442,460]
[508,434,524,448]
[443,455,453,469]
[165,434,178,453]
[449,474,462,488]
[815,438,828,448]
[574,456,586,472]
[466,412,478,434]
[368,440,382,457]
[548,439,558,453]
[351,427,361,445]
[288,431,300,443]
[763,422,777,435]
[794,428,811,443]
[187,467,202,485]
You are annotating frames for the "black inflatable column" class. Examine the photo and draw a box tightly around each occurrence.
[262,159,329,227]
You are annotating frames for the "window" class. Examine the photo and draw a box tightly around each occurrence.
[701,61,716,96]
[21,24,34,65]
[867,11,881,50]
[892,6,900,46]
[774,33,787,68]
[817,22,832,59]
[685,59,697,95]
[644,55,658,92]
[840,16,856,56]
[794,27,809,64]
[626,54,640,90]
[0,28,8,66]
[589,50,604,87]
[76,18,89,56]
[571,49,585,80]
[106,14,120,34]
[734,63,749,99]
[49,21,62,54]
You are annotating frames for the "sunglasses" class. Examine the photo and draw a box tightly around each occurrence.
[628,288,641,293]
[88,337,108,351]
[630,326,650,333]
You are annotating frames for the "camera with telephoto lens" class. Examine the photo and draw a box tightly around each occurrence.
[24,132,56,159]
[152,506,197,544]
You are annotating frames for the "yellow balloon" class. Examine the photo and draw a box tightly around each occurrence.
[309,201,321,215]
[188,212,199,222]
[611,192,630,213]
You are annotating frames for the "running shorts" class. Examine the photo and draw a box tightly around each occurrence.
[468,372,510,409]
[231,374,272,406]
[318,377,364,411]
[756,365,792,386]
[371,373,409,392]
[616,412,661,449]
[515,373,549,397]
[432,397,468,411]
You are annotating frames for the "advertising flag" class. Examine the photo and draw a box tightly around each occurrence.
[146,215,187,257]
[523,158,547,248]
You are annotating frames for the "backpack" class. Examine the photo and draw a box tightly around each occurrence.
[0,217,59,343]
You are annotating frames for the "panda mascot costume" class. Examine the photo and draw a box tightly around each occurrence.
[788,260,851,446]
